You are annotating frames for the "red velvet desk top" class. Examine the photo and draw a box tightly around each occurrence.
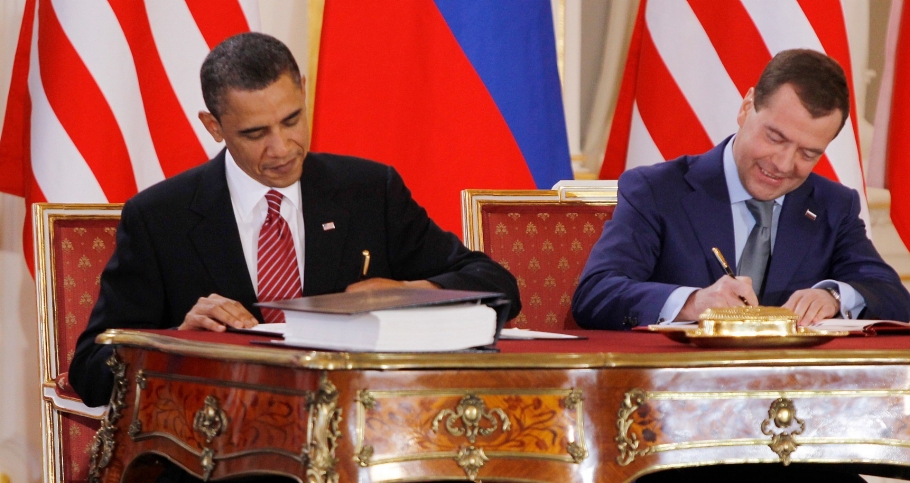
[137,328,910,355]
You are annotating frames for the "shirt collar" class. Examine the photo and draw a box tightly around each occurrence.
[723,135,785,205]
[224,149,302,220]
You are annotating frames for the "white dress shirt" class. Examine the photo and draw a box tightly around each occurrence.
[224,150,305,295]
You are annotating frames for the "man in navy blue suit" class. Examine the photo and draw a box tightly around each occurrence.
[574,49,909,483]
[573,49,910,332]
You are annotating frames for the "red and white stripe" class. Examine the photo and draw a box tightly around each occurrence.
[0,0,259,267]
[257,190,302,323]
[601,0,867,228]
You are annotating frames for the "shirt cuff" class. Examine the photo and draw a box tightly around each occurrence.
[812,280,865,319]
[658,286,700,323]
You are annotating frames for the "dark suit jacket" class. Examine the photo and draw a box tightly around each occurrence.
[572,138,910,330]
[71,151,521,406]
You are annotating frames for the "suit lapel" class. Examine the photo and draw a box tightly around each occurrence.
[300,155,351,295]
[762,180,819,305]
[681,141,736,282]
[187,152,258,310]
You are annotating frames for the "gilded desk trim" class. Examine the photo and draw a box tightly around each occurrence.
[98,329,910,370]
[92,330,910,483]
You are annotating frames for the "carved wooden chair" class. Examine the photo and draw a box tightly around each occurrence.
[34,203,122,482]
[462,183,618,330]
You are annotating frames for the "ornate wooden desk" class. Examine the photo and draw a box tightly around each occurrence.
[88,329,910,482]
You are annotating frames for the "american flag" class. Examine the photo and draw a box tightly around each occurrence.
[0,1,258,479]
[600,0,867,227]
[0,0,259,265]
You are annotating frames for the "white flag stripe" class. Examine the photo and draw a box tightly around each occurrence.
[29,26,105,203]
[52,0,165,190]
[626,102,665,170]
[827,122,862,180]
[239,0,261,32]
[646,0,742,144]
[741,0,824,54]
[826,122,868,224]
[145,0,223,158]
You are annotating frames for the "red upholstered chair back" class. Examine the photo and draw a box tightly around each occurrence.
[34,203,122,483]
[462,185,617,330]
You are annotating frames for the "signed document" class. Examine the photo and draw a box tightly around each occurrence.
[806,319,910,336]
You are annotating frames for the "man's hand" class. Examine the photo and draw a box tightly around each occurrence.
[783,288,839,326]
[179,294,259,332]
[345,278,440,292]
[676,276,758,321]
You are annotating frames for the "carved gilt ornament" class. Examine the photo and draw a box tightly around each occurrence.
[432,394,511,443]
[761,397,805,465]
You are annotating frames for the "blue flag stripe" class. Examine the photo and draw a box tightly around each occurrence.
[434,0,573,187]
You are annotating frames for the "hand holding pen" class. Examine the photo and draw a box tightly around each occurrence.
[674,248,759,320]
[711,247,752,307]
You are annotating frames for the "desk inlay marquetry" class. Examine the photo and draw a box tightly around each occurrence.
[354,388,587,478]
[88,329,910,483]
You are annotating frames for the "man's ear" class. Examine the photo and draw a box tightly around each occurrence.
[198,111,224,142]
[737,87,755,128]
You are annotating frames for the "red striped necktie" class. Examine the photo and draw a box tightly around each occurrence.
[257,190,302,323]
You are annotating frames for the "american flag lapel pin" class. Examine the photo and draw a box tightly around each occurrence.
[322,222,336,231]
[805,210,817,221]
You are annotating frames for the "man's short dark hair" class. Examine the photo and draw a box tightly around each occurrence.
[754,49,850,134]
[200,32,301,119]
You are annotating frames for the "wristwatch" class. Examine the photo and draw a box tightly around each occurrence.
[822,286,847,318]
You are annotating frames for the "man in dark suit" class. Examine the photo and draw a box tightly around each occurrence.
[70,32,520,411]
[573,49,910,332]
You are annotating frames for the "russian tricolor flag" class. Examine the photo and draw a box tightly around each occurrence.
[312,0,573,236]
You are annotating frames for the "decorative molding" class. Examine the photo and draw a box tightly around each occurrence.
[136,372,146,390]
[128,419,142,438]
[88,351,128,483]
[565,389,584,410]
[761,398,805,465]
[355,445,373,467]
[455,446,489,481]
[615,388,651,466]
[565,389,587,462]
[193,395,228,444]
[201,448,216,481]
[357,390,376,410]
[567,441,588,463]
[432,394,511,444]
[306,372,341,483]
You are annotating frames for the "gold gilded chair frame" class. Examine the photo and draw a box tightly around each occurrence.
[461,183,619,252]
[34,202,123,483]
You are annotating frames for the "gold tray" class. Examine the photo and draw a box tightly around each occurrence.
[649,325,849,349]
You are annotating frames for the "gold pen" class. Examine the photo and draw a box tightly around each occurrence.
[711,247,751,306]
[359,250,371,281]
